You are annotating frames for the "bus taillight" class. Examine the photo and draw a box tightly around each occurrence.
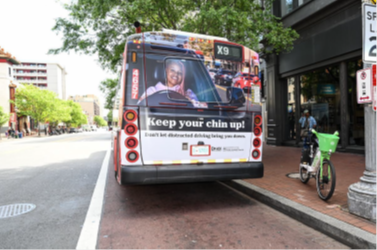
[124,123,137,136]
[253,138,261,148]
[125,137,138,149]
[126,150,139,163]
[254,115,262,127]
[252,149,260,159]
[254,127,262,137]
[124,110,137,123]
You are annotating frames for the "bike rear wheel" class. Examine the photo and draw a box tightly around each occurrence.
[316,159,336,200]
[299,164,310,183]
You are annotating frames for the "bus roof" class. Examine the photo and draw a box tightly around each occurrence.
[161,29,228,42]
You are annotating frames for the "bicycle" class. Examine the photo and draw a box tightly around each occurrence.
[299,129,340,201]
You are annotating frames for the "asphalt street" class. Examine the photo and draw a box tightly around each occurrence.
[0,131,111,249]
[0,130,349,249]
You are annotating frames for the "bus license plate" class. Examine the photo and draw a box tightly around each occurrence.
[191,145,210,156]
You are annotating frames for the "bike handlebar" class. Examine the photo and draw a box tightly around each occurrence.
[310,129,339,136]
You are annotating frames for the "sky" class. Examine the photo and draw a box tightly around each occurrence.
[0,0,117,116]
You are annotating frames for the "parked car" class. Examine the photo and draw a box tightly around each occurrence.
[90,125,97,131]
[208,68,218,82]
[233,72,261,92]
[77,127,83,133]
[214,69,235,86]
[82,125,90,132]
[69,128,77,133]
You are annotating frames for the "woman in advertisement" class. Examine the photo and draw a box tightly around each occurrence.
[138,59,198,103]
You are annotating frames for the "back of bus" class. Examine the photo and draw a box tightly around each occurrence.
[114,31,263,185]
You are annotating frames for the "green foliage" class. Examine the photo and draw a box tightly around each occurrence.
[94,115,107,126]
[13,84,58,135]
[99,78,119,110]
[63,100,88,127]
[49,0,299,72]
[0,107,10,140]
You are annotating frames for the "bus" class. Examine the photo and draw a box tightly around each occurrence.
[113,28,263,185]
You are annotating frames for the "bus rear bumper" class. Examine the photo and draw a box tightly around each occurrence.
[120,162,263,185]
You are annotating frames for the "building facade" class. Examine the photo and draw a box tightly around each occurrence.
[13,62,67,100]
[0,47,31,135]
[68,94,100,125]
[264,0,366,153]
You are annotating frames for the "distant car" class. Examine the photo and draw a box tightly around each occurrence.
[208,68,218,82]
[90,125,97,131]
[233,72,261,92]
[77,127,83,133]
[69,128,77,133]
[214,69,234,86]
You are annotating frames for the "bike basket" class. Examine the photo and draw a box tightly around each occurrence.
[316,133,339,153]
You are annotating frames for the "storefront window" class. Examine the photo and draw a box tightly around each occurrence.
[300,65,340,135]
[287,77,296,140]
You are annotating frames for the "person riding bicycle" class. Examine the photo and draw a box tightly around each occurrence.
[301,109,317,149]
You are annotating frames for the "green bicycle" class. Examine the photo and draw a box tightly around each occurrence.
[299,129,340,201]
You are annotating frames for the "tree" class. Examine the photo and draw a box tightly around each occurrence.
[49,0,299,72]
[99,78,119,110]
[13,84,58,136]
[47,99,71,129]
[0,107,10,140]
[62,100,88,128]
[94,115,107,127]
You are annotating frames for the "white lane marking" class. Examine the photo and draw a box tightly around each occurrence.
[76,148,111,249]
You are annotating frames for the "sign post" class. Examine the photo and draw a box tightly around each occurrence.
[363,4,376,64]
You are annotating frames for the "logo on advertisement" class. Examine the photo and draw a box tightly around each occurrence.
[223,147,244,152]
[211,146,222,151]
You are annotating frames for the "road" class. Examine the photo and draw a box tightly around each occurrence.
[0,131,349,249]
[0,131,110,249]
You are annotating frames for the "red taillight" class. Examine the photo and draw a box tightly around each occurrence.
[254,115,262,127]
[253,138,261,148]
[124,110,137,123]
[254,127,262,136]
[126,150,139,163]
[125,137,138,149]
[124,124,137,136]
[252,149,260,159]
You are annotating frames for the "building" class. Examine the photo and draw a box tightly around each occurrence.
[264,0,375,221]
[13,62,67,99]
[68,94,100,125]
[263,0,366,152]
[0,47,32,135]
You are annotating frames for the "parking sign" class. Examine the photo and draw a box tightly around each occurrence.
[363,4,376,64]
[357,68,373,104]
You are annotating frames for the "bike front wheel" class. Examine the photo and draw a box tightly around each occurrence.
[316,159,336,201]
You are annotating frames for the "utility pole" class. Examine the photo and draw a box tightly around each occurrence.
[347,0,376,222]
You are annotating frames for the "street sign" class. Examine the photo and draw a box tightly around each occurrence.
[373,64,376,111]
[357,67,373,104]
[363,4,376,64]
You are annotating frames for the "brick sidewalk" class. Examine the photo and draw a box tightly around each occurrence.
[243,143,376,235]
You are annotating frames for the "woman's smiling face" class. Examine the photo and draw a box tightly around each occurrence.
[166,63,182,87]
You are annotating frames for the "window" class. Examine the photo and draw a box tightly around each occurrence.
[281,0,311,16]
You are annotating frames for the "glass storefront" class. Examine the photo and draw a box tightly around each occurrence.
[284,59,364,147]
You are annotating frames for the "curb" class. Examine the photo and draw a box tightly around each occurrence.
[221,180,376,249]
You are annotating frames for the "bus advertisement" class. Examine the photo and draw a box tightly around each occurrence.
[113,28,263,185]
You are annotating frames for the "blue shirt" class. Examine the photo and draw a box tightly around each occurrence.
[299,116,316,129]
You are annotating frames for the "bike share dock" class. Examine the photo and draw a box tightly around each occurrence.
[223,143,376,249]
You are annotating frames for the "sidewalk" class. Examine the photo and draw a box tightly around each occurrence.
[225,143,376,249]
[0,131,50,142]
